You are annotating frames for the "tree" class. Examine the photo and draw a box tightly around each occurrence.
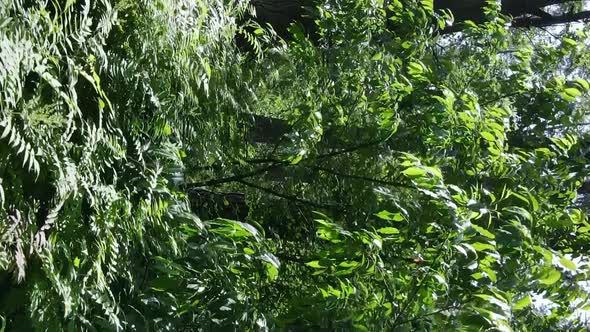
[247,0,590,37]
[1,0,590,330]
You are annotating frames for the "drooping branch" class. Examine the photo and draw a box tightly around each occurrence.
[307,165,414,190]
[184,162,285,188]
[237,179,346,210]
[511,10,590,27]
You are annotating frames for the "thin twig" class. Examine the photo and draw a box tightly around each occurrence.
[184,162,284,187]
[308,165,414,189]
[186,134,395,188]
[395,305,461,326]
[391,235,451,327]
[237,179,346,210]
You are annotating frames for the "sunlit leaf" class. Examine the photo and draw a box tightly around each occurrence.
[539,268,561,285]
[402,166,427,177]
[559,257,576,271]
[375,210,404,221]
[471,224,495,239]
[306,260,324,268]
[513,294,531,311]
[377,227,400,235]
[471,242,496,252]
[480,131,495,142]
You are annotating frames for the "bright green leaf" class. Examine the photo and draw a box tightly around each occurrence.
[471,224,495,239]
[402,166,426,177]
[480,131,496,142]
[562,37,577,46]
[539,268,561,285]
[377,227,400,235]
[564,87,582,97]
[575,78,590,91]
[375,210,404,221]
[306,260,324,268]
[559,257,576,271]
[471,242,496,252]
[513,294,532,311]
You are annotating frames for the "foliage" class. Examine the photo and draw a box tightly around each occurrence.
[1,0,590,330]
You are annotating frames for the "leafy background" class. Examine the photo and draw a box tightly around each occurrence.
[1,0,590,330]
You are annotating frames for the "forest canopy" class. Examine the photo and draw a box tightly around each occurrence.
[2,0,590,330]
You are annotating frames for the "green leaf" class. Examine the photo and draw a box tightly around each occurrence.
[575,78,590,91]
[377,227,400,235]
[402,166,426,177]
[539,268,561,285]
[511,192,529,206]
[480,131,496,142]
[564,87,582,97]
[568,209,582,224]
[481,266,497,283]
[562,37,577,46]
[503,206,532,222]
[163,123,172,136]
[266,265,279,281]
[306,260,324,268]
[408,62,424,76]
[528,194,539,212]
[0,17,12,30]
[353,324,369,332]
[474,294,509,312]
[375,210,404,221]
[420,0,433,13]
[0,121,11,139]
[559,257,576,271]
[562,91,577,102]
[471,224,495,239]
[433,274,448,289]
[339,261,360,268]
[423,165,443,179]
[203,61,212,78]
[290,154,304,165]
[471,242,496,252]
[210,219,260,239]
[513,294,532,311]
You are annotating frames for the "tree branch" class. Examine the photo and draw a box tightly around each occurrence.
[185,134,395,188]
[237,179,346,210]
[314,134,394,161]
[511,10,590,28]
[308,165,415,189]
[184,163,285,187]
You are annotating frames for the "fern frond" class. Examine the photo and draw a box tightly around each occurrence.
[0,119,40,176]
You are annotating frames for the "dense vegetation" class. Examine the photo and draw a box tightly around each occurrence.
[1,0,590,330]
